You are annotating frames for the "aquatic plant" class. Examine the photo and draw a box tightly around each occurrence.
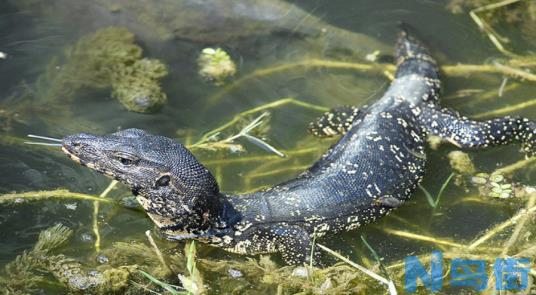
[0,224,104,293]
[419,173,455,209]
[197,48,236,86]
[447,0,536,55]
[112,57,168,113]
[5,27,168,116]
[61,26,168,113]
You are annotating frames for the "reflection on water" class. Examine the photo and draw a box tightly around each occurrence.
[0,0,535,293]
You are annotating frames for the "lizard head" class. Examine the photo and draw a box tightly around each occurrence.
[62,128,222,235]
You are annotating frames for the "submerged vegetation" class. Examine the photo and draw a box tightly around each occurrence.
[54,26,168,113]
[1,0,536,294]
[198,48,237,86]
[448,0,536,55]
[2,26,168,119]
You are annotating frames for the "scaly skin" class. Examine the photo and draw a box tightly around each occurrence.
[61,29,536,265]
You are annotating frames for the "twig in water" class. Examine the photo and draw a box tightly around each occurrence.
[242,134,285,158]
[317,243,397,295]
[0,189,117,204]
[502,194,536,256]
[191,97,328,148]
[191,112,285,157]
[27,134,62,141]
[208,59,536,106]
[493,157,536,176]
[493,62,536,81]
[308,228,318,282]
[179,241,204,295]
[498,77,508,97]
[469,0,521,56]
[468,199,536,250]
[382,228,465,248]
[472,98,536,118]
[23,142,62,147]
[145,230,170,274]
[202,147,322,166]
[129,280,163,295]
[93,180,118,253]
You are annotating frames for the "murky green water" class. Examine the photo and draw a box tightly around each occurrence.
[1,0,535,293]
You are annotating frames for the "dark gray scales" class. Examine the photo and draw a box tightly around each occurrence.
[61,29,536,265]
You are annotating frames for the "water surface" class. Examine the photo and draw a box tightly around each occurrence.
[0,0,535,293]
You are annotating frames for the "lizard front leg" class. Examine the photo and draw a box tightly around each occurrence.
[308,105,365,137]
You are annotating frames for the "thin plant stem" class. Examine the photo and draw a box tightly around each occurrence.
[493,62,536,81]
[468,200,536,250]
[500,193,536,256]
[485,194,536,294]
[419,173,455,210]
[146,230,171,274]
[190,97,328,147]
[493,157,536,176]
[139,271,185,295]
[361,235,391,280]
[202,147,323,166]
[316,243,397,295]
[434,173,455,210]
[385,215,449,251]
[382,228,465,248]
[0,189,117,204]
[308,228,318,283]
[469,0,522,56]
[129,280,162,295]
[208,59,536,105]
[472,98,536,118]
[93,180,118,253]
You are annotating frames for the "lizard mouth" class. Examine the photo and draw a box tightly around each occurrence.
[61,144,117,179]
[62,146,83,165]
[61,145,96,170]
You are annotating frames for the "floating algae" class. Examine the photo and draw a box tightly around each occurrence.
[448,150,526,199]
[110,57,168,113]
[4,26,167,117]
[198,48,237,86]
[0,217,386,294]
[448,150,477,176]
[52,26,167,113]
[0,225,166,294]
[0,224,107,293]
[447,0,536,51]
[447,0,534,24]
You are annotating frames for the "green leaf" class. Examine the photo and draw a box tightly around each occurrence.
[139,270,186,295]
[419,184,436,208]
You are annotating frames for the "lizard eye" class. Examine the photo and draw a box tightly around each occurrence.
[119,157,133,165]
[114,152,137,166]
[156,175,170,187]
